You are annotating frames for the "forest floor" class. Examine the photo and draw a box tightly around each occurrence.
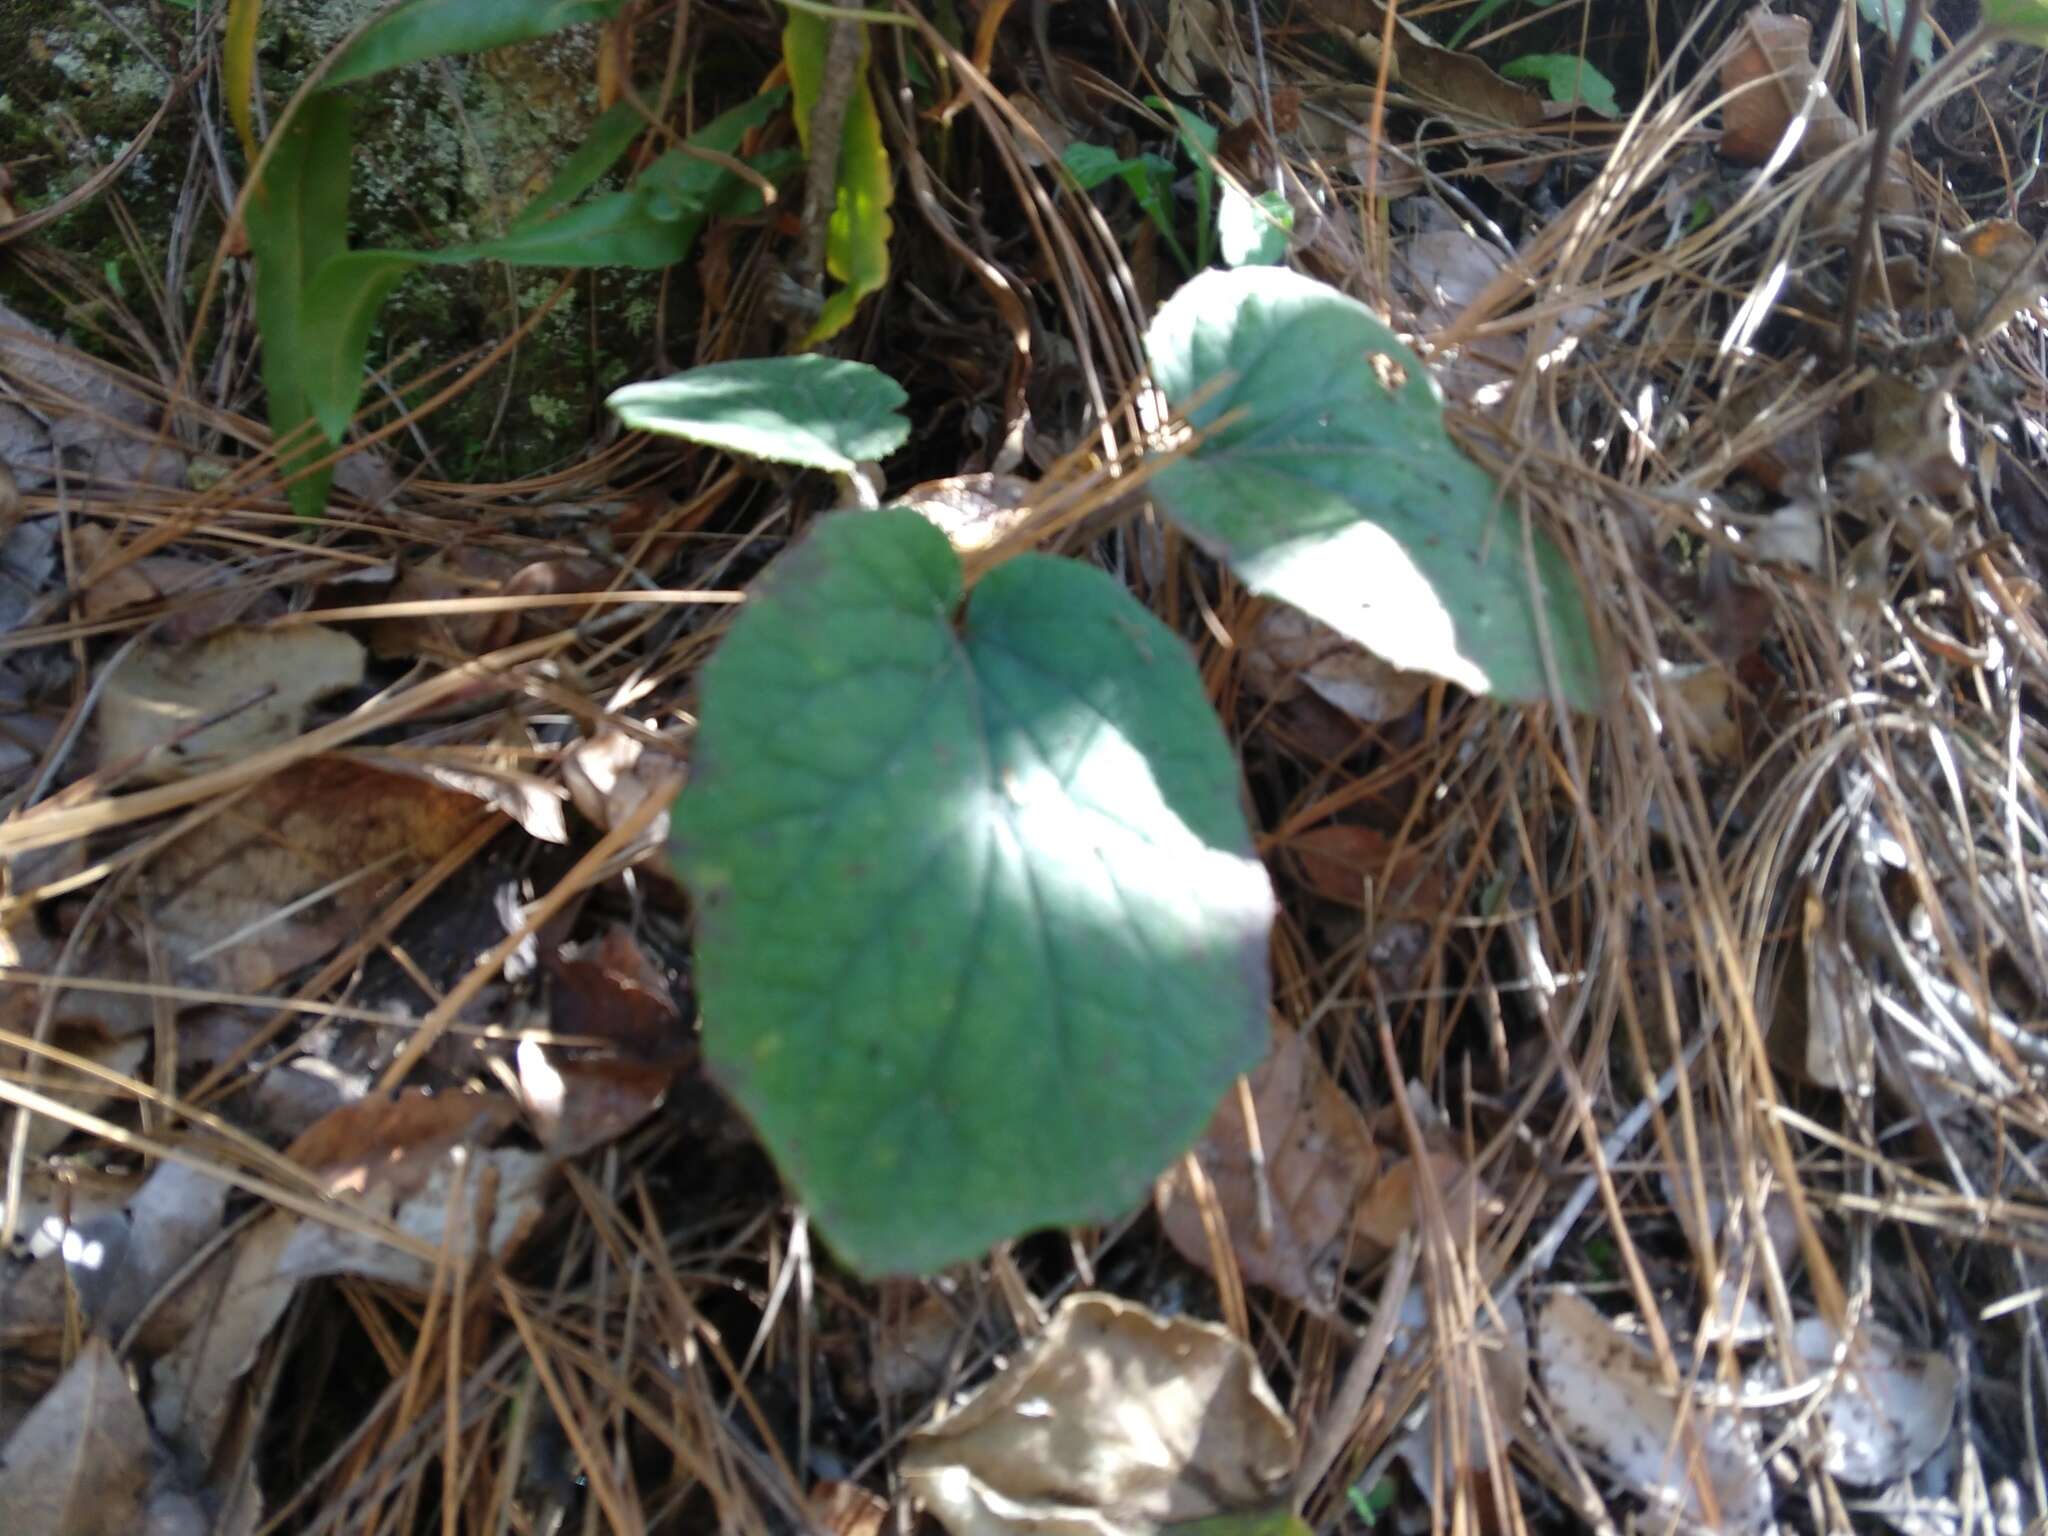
[3,2,2048,1534]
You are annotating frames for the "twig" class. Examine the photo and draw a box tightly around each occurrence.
[1837,0,1930,365]
[784,17,867,339]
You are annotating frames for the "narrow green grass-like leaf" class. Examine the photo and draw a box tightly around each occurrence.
[325,0,627,89]
[676,508,1273,1275]
[298,93,792,446]
[1500,52,1620,116]
[246,95,354,519]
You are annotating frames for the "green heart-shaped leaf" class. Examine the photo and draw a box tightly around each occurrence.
[607,355,909,474]
[1145,266,1602,708]
[678,509,1274,1276]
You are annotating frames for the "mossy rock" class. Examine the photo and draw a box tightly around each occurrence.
[0,0,667,480]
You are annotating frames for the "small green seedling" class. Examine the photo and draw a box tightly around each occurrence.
[607,269,1600,1277]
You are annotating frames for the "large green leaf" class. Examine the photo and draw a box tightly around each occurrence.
[246,94,354,520]
[606,354,908,473]
[1982,0,2048,44]
[324,0,627,90]
[1145,266,1602,708]
[298,92,793,445]
[676,509,1273,1276]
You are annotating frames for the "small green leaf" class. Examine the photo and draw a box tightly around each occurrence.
[1218,185,1292,267]
[325,0,627,89]
[246,94,354,518]
[1062,143,1189,271]
[1499,53,1619,117]
[784,14,895,345]
[1859,0,1934,61]
[677,509,1273,1275]
[1348,1478,1397,1523]
[606,355,909,473]
[1145,266,1602,708]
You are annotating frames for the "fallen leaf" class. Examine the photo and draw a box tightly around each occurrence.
[1301,0,1544,129]
[562,725,681,852]
[1640,663,1743,768]
[347,748,569,844]
[0,302,186,491]
[0,1336,155,1536]
[1388,1284,1528,1500]
[1241,607,1431,725]
[72,525,264,638]
[1155,1028,1379,1315]
[1934,218,2041,334]
[1718,11,1913,209]
[153,1090,546,1460]
[1803,889,1876,1096]
[1289,824,1446,917]
[1356,1152,1504,1252]
[903,1293,1297,1535]
[145,758,491,992]
[1537,1288,1777,1536]
[521,925,683,1156]
[871,1289,964,1401]
[1788,1317,1957,1485]
[900,473,1037,556]
[366,546,524,659]
[97,625,365,782]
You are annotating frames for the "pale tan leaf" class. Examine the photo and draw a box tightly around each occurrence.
[900,473,1036,556]
[1355,1152,1502,1252]
[1241,607,1430,724]
[149,1211,298,1460]
[1790,1318,1957,1485]
[1388,1284,1528,1498]
[902,1293,1297,1535]
[1537,1289,1776,1536]
[0,1336,155,1536]
[1156,1029,1378,1315]
[98,625,364,782]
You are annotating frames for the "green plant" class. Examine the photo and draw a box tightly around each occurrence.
[1064,99,1292,275]
[1501,52,1620,117]
[235,0,796,516]
[605,267,1601,1276]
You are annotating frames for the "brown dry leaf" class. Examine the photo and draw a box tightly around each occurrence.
[1537,1288,1776,1536]
[72,525,260,638]
[1934,218,2041,334]
[900,473,1036,556]
[871,1290,963,1401]
[1719,12,1853,164]
[1388,1284,1528,1500]
[97,625,364,782]
[145,758,490,992]
[1355,1152,1503,1252]
[1718,11,1912,210]
[520,925,682,1156]
[1645,663,1743,768]
[0,1335,155,1536]
[1801,885,1876,1095]
[812,1480,891,1536]
[153,1090,545,1459]
[902,1292,1297,1535]
[1241,607,1430,725]
[1788,1317,1957,1485]
[1155,1028,1378,1316]
[1301,0,1542,129]
[1290,824,1446,917]
[367,546,524,658]
[348,748,569,844]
